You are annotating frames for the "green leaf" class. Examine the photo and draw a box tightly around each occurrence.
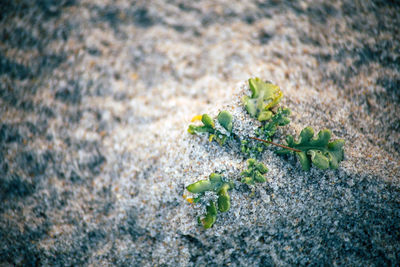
[243,78,283,121]
[186,173,234,228]
[217,111,233,132]
[240,108,291,158]
[258,111,273,121]
[217,184,231,212]
[276,127,345,171]
[240,158,268,185]
[201,114,214,128]
[261,107,291,137]
[188,113,215,135]
[188,125,214,134]
[188,112,233,146]
[186,173,224,193]
[201,201,217,229]
[255,162,269,173]
[186,180,213,193]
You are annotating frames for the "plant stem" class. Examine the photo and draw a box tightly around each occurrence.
[250,137,302,152]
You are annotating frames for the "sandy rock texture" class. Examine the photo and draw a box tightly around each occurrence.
[1,0,399,266]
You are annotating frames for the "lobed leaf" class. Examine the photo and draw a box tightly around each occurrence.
[276,127,345,171]
[186,173,234,228]
[243,78,283,121]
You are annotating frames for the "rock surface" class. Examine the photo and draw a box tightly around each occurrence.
[1,0,399,266]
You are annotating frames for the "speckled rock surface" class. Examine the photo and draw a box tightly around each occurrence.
[1,0,399,266]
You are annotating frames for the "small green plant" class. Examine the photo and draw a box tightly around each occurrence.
[241,107,291,157]
[185,77,345,228]
[243,77,283,121]
[188,111,234,145]
[276,127,345,171]
[185,159,267,228]
[186,173,234,228]
[240,159,268,185]
[258,107,291,137]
